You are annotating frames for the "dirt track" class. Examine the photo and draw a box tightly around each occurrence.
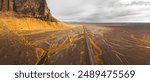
[1,23,150,65]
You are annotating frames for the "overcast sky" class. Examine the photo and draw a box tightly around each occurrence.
[46,0,150,23]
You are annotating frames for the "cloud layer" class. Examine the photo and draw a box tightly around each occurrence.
[47,0,150,23]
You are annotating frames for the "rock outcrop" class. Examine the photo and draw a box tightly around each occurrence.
[0,0,57,21]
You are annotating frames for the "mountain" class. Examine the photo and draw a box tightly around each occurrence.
[0,0,73,30]
[0,0,74,65]
[0,0,57,21]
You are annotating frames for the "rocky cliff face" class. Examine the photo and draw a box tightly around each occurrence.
[0,0,57,21]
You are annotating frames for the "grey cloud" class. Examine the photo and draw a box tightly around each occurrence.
[47,0,150,23]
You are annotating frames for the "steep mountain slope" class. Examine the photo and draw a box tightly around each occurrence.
[0,0,74,64]
[0,0,73,30]
[0,0,57,21]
